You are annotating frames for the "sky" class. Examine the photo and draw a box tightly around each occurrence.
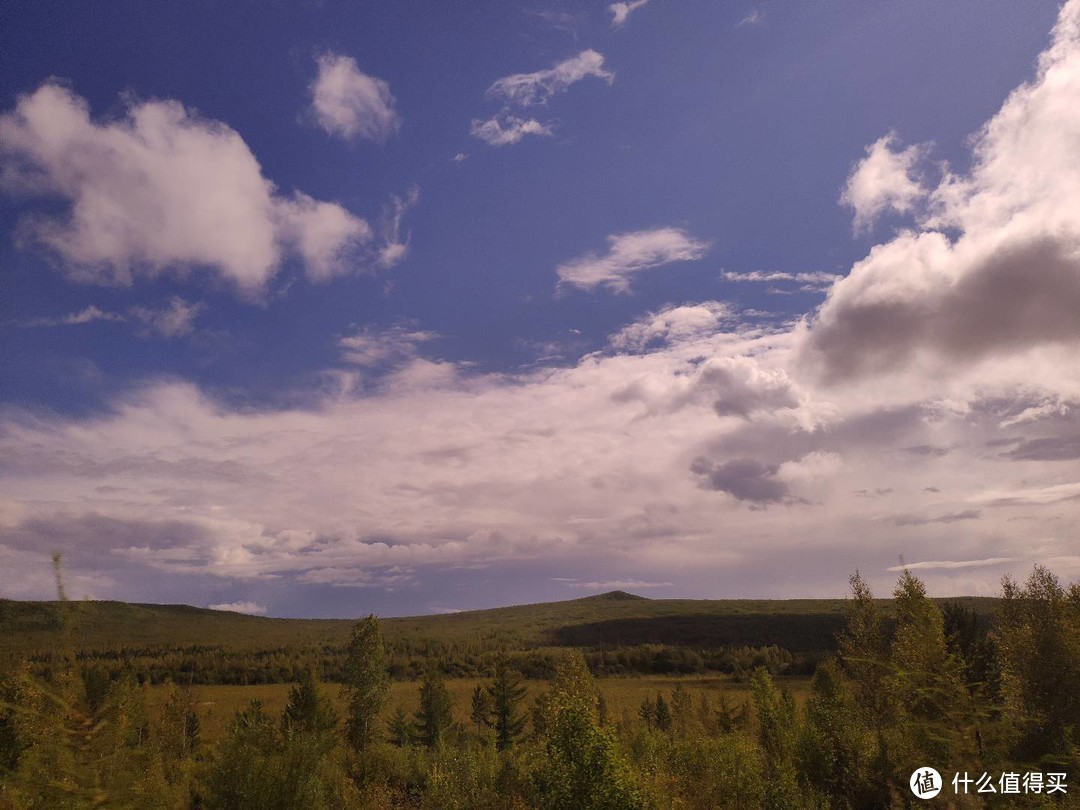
[2,0,1079,617]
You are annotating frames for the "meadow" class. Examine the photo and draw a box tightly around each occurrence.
[151,675,811,741]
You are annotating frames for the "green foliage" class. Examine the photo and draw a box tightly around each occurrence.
[653,692,672,731]
[386,706,412,747]
[751,668,805,809]
[341,615,388,752]
[995,565,1080,764]
[488,659,527,750]
[281,667,338,738]
[414,666,454,748]
[532,653,643,810]
[470,683,492,733]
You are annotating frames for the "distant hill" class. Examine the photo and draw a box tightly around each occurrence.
[0,592,1000,661]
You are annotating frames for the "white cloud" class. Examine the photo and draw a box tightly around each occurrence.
[609,0,650,28]
[470,113,553,146]
[609,302,730,351]
[17,305,125,327]
[738,10,765,27]
[5,3,1080,606]
[377,186,419,268]
[486,50,614,107]
[0,82,373,294]
[208,601,267,615]
[556,227,710,292]
[806,2,1080,384]
[338,325,437,368]
[887,558,1018,572]
[563,579,672,589]
[129,297,204,338]
[840,132,928,232]
[309,53,401,143]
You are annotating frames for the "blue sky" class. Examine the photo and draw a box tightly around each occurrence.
[2,0,1079,617]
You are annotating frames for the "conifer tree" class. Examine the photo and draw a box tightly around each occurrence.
[470,684,492,734]
[414,666,454,748]
[281,668,338,738]
[488,659,527,749]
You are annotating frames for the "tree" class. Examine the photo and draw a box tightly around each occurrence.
[532,652,643,810]
[654,693,672,731]
[282,668,338,738]
[751,668,804,810]
[386,707,412,747]
[670,683,692,736]
[414,666,454,748]
[341,615,388,752]
[994,565,1080,761]
[638,696,654,729]
[469,684,491,735]
[888,569,972,767]
[488,659,527,749]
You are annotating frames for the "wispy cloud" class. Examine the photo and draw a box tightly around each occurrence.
[556,227,709,292]
[609,0,650,28]
[887,558,1018,572]
[16,305,125,327]
[129,297,204,338]
[470,114,552,146]
[486,50,614,107]
[208,601,267,615]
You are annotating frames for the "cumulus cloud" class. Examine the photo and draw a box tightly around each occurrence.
[6,4,1080,607]
[470,113,553,146]
[805,2,1080,383]
[208,601,267,615]
[486,50,614,107]
[309,53,401,143]
[690,457,792,505]
[609,0,650,28]
[556,227,710,293]
[840,133,928,232]
[0,82,372,294]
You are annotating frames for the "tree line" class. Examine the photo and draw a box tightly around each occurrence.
[1,565,1078,808]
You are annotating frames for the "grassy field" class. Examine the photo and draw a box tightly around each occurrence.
[151,675,811,741]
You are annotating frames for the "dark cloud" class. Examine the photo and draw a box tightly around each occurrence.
[690,457,791,505]
[1002,434,1080,461]
[0,512,210,568]
[893,509,981,526]
[902,444,951,457]
[806,235,1080,382]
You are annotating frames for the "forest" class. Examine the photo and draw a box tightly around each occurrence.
[0,566,1078,808]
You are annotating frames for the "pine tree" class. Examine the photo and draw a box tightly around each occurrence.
[470,684,492,734]
[414,666,454,748]
[341,615,388,752]
[488,659,527,750]
[281,667,338,738]
[654,692,672,731]
[386,706,412,747]
[638,696,654,729]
